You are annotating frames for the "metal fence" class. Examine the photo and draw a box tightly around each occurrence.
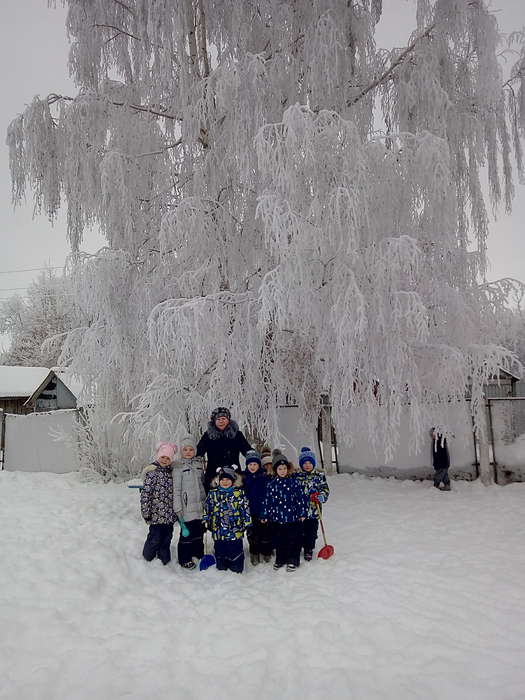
[487,397,525,484]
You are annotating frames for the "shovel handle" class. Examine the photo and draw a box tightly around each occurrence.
[316,502,328,547]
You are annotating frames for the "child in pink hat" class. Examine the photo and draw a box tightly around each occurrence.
[140,441,178,565]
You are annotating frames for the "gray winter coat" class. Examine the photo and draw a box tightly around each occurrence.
[173,457,206,522]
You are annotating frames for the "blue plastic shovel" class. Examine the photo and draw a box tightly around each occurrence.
[199,530,216,571]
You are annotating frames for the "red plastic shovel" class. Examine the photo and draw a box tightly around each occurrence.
[316,502,334,559]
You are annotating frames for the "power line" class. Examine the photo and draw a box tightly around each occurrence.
[0,266,64,274]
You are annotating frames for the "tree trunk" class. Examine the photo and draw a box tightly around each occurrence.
[476,403,494,486]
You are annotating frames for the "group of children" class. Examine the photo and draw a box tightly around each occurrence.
[140,439,330,573]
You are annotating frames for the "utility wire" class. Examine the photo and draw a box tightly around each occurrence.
[0,266,64,274]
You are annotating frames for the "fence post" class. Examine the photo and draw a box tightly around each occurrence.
[0,409,5,470]
[319,394,335,475]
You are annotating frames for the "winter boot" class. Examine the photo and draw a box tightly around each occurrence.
[250,553,260,566]
[304,550,313,561]
[273,563,284,571]
[440,483,451,491]
[181,561,196,570]
[286,563,297,572]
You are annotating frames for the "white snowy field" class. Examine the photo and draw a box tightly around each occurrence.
[1,472,524,700]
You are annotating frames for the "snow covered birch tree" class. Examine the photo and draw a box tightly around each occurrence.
[7,0,525,476]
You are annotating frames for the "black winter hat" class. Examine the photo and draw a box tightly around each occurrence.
[211,407,231,422]
[217,466,237,483]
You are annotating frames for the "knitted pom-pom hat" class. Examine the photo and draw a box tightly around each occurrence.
[155,441,177,462]
[299,446,316,469]
[272,448,289,470]
[245,449,261,467]
[180,434,197,451]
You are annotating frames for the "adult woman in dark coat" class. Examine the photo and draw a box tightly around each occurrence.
[197,407,253,491]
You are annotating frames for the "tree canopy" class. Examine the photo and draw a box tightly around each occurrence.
[7,0,525,463]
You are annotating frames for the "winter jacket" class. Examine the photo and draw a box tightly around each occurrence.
[197,420,252,485]
[432,436,450,470]
[261,476,308,524]
[295,469,330,519]
[243,468,270,520]
[172,457,206,522]
[140,462,175,524]
[203,485,252,541]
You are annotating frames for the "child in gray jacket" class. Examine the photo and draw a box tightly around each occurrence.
[173,434,206,569]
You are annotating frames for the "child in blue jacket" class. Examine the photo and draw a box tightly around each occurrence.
[243,450,272,566]
[203,466,252,573]
[295,447,330,560]
[261,449,308,572]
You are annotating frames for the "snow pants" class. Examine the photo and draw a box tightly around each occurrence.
[301,517,319,554]
[214,538,244,573]
[434,467,450,488]
[247,518,273,557]
[177,519,205,565]
[273,521,302,568]
[143,523,174,565]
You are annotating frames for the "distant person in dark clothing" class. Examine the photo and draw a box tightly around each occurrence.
[196,407,252,491]
[431,428,451,491]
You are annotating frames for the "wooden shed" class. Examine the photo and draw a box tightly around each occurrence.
[0,366,79,414]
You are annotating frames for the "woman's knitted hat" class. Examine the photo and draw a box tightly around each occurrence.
[210,407,231,422]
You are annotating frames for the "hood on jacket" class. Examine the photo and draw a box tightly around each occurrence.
[206,419,240,441]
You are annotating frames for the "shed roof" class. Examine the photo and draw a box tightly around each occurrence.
[0,366,51,398]
[24,369,83,406]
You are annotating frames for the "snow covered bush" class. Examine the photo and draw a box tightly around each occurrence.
[7,0,524,476]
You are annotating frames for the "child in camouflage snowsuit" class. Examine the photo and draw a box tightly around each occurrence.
[203,466,252,573]
[140,442,177,565]
[295,447,330,561]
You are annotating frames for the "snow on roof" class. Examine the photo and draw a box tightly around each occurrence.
[0,366,51,398]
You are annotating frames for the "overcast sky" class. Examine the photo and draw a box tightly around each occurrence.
[0,0,523,318]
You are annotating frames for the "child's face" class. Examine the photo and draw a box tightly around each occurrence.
[246,461,260,473]
[182,445,196,459]
[276,463,288,477]
[302,460,314,472]
[158,456,172,467]
[219,476,234,488]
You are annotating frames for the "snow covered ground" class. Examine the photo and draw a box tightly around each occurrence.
[1,471,524,700]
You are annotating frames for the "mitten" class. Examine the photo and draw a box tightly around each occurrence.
[310,492,320,503]
[178,516,190,537]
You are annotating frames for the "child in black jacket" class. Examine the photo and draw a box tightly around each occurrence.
[243,450,272,565]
